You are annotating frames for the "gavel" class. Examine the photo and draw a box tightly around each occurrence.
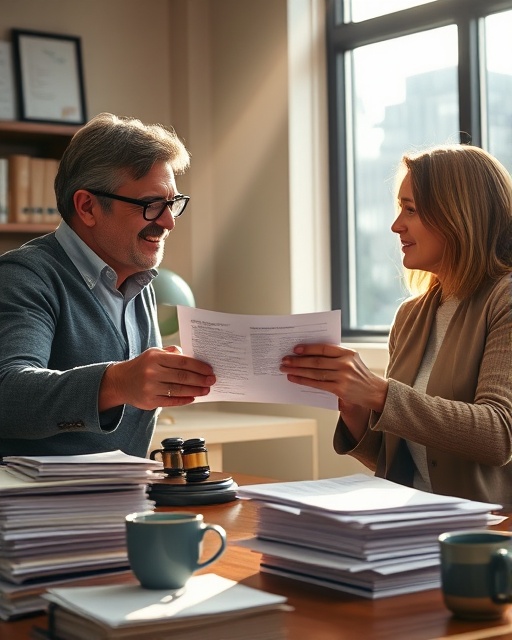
[150,436,210,482]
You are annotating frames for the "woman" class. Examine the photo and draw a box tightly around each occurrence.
[281,144,512,506]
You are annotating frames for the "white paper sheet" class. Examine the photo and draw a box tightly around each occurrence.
[177,306,341,409]
[236,473,502,514]
[2,449,163,482]
[44,573,288,627]
[235,538,440,573]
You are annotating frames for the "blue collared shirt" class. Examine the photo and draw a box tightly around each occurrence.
[55,221,157,359]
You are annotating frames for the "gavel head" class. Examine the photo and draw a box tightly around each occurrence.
[182,437,210,482]
[149,437,185,477]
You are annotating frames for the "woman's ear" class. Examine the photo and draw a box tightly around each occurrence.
[73,189,98,228]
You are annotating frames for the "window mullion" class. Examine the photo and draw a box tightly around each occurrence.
[457,15,482,145]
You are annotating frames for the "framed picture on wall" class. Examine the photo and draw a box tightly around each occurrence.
[0,41,16,120]
[11,28,87,124]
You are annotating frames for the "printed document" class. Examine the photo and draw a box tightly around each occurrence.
[44,574,288,627]
[177,307,341,410]
[236,473,502,514]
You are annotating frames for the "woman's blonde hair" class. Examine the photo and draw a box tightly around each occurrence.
[397,144,512,298]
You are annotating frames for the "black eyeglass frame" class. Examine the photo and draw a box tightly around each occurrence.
[88,189,190,221]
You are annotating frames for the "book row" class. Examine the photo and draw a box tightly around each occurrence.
[0,154,60,225]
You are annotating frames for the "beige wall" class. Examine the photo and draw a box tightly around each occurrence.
[210,0,291,316]
[0,0,369,481]
[170,0,368,480]
[0,0,172,122]
[0,0,193,271]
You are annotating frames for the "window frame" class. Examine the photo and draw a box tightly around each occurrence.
[326,0,512,340]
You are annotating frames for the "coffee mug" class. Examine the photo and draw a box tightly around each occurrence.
[439,529,512,620]
[125,511,227,590]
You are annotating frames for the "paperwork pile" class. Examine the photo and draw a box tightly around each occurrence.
[32,573,290,640]
[236,474,502,599]
[0,450,163,620]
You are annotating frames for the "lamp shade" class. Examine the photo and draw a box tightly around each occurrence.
[152,268,195,336]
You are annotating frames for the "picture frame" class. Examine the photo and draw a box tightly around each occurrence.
[0,41,17,120]
[11,29,86,124]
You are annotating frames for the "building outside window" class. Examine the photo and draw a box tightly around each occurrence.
[326,0,512,338]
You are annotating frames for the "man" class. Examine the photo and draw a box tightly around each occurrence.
[0,113,216,458]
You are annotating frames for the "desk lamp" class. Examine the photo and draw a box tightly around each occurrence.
[152,268,195,338]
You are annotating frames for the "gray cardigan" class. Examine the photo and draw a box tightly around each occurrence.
[0,233,160,458]
[334,274,512,507]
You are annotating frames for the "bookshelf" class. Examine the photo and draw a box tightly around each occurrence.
[0,120,79,157]
[0,120,79,253]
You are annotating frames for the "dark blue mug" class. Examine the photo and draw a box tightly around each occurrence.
[439,530,512,620]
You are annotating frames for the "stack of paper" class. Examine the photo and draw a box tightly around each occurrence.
[236,474,502,599]
[32,573,290,640]
[0,450,163,620]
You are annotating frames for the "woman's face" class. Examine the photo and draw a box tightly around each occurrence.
[391,171,447,280]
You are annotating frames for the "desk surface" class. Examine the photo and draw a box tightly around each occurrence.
[3,474,512,640]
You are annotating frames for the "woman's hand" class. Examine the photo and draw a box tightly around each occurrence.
[280,343,388,413]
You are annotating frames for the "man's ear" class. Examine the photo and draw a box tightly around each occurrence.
[73,190,99,228]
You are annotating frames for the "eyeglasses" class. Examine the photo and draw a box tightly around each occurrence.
[88,190,190,221]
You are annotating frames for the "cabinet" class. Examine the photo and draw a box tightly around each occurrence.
[0,120,79,253]
[151,406,319,478]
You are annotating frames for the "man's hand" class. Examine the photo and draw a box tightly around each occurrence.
[99,346,216,411]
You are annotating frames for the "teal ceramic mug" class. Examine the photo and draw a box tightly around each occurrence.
[439,530,512,620]
[125,511,227,590]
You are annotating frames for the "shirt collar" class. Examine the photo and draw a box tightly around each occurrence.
[54,221,157,291]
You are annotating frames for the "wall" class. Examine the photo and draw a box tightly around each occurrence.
[0,0,172,121]
[0,0,194,275]
[0,0,371,481]
[169,0,369,480]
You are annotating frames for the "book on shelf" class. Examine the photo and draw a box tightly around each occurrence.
[33,573,290,640]
[42,158,60,224]
[236,473,503,599]
[8,154,31,223]
[1,155,60,226]
[0,157,7,224]
[29,157,46,224]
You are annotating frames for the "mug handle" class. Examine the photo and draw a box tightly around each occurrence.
[196,524,227,570]
[490,548,512,603]
[149,449,162,461]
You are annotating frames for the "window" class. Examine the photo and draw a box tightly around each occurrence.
[484,10,512,160]
[347,0,439,23]
[326,0,512,338]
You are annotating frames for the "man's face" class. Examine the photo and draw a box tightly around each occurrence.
[88,161,179,287]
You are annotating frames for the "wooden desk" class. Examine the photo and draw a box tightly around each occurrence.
[151,407,319,478]
[2,474,512,640]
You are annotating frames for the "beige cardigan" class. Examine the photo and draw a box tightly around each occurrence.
[334,274,512,507]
